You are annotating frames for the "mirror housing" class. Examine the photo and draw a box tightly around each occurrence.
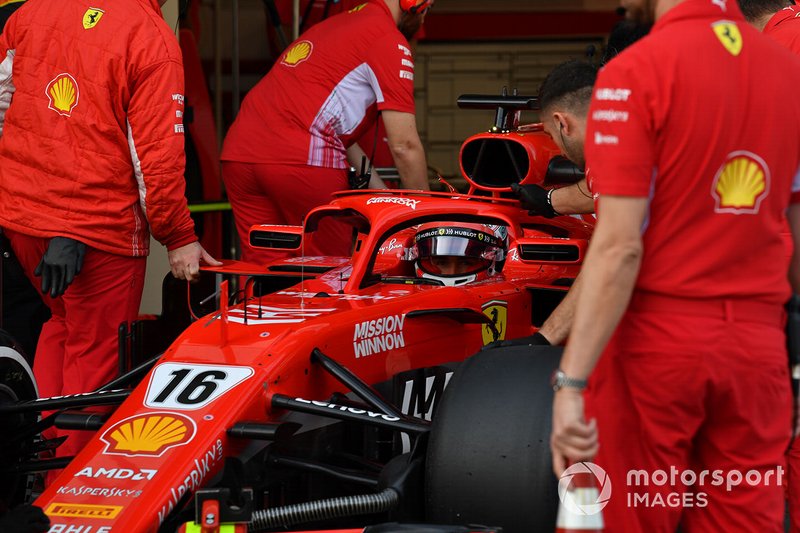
[249,225,303,250]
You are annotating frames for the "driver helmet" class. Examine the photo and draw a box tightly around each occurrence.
[410,222,508,286]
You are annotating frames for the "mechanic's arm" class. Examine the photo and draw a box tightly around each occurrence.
[550,195,647,476]
[346,144,387,189]
[126,58,220,280]
[551,179,595,215]
[382,110,430,191]
[537,272,583,345]
[511,179,594,217]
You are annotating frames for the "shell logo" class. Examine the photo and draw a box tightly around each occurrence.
[100,412,196,457]
[46,73,79,117]
[711,151,770,214]
[281,40,313,67]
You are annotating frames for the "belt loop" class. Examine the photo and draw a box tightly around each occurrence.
[724,300,734,322]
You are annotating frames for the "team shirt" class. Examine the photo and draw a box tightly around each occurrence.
[222,1,415,169]
[764,5,800,56]
[585,0,800,303]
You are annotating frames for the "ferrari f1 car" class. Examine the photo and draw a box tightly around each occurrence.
[0,94,592,533]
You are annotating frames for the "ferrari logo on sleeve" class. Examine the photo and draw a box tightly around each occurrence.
[282,40,313,67]
[711,151,769,214]
[46,73,79,116]
[348,3,367,12]
[712,21,742,56]
[82,8,104,30]
[481,300,507,345]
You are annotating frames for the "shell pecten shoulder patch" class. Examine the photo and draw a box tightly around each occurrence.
[83,8,104,29]
[711,151,770,214]
[282,40,313,67]
[46,73,79,117]
[712,20,742,56]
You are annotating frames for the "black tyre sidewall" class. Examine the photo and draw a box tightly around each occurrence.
[425,345,562,533]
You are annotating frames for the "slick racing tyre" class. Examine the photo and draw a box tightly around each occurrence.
[0,332,39,512]
[425,345,561,533]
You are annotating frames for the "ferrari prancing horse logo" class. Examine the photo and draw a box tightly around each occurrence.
[712,20,742,56]
[481,300,507,345]
[83,8,104,30]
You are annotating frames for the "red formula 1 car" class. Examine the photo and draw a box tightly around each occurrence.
[0,95,591,533]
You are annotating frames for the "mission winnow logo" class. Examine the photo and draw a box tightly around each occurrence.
[353,314,406,358]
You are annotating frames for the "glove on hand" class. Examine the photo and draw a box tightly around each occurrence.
[510,182,559,218]
[0,504,50,533]
[34,237,86,298]
[480,331,551,351]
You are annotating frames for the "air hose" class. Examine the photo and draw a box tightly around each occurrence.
[248,488,399,531]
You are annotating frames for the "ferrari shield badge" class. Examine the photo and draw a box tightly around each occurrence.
[481,300,507,345]
[83,8,104,30]
[712,21,742,56]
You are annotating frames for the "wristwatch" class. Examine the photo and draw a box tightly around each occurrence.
[550,369,587,392]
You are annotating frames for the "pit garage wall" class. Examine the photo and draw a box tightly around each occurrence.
[414,1,616,177]
[414,40,604,178]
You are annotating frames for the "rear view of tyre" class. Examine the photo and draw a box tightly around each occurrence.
[425,345,562,533]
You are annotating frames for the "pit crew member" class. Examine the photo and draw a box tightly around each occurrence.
[0,0,220,463]
[221,0,432,265]
[0,0,49,360]
[511,60,597,346]
[738,1,800,530]
[512,60,597,220]
[551,1,800,532]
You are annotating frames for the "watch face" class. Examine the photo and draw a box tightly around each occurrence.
[550,369,564,391]
[550,369,586,391]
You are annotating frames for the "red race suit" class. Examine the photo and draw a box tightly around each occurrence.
[221,0,416,263]
[584,1,800,531]
[0,0,196,460]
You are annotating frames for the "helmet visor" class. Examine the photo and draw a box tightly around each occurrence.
[413,231,504,277]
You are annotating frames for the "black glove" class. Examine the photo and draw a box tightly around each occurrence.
[33,237,86,298]
[0,505,50,533]
[510,182,559,218]
[481,331,551,351]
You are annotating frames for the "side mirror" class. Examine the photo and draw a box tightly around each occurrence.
[249,225,303,250]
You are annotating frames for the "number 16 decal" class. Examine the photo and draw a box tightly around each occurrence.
[144,363,255,410]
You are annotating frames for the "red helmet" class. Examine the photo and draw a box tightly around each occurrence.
[410,222,508,286]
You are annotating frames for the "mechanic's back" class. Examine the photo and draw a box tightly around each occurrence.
[222,1,416,170]
[586,1,800,305]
